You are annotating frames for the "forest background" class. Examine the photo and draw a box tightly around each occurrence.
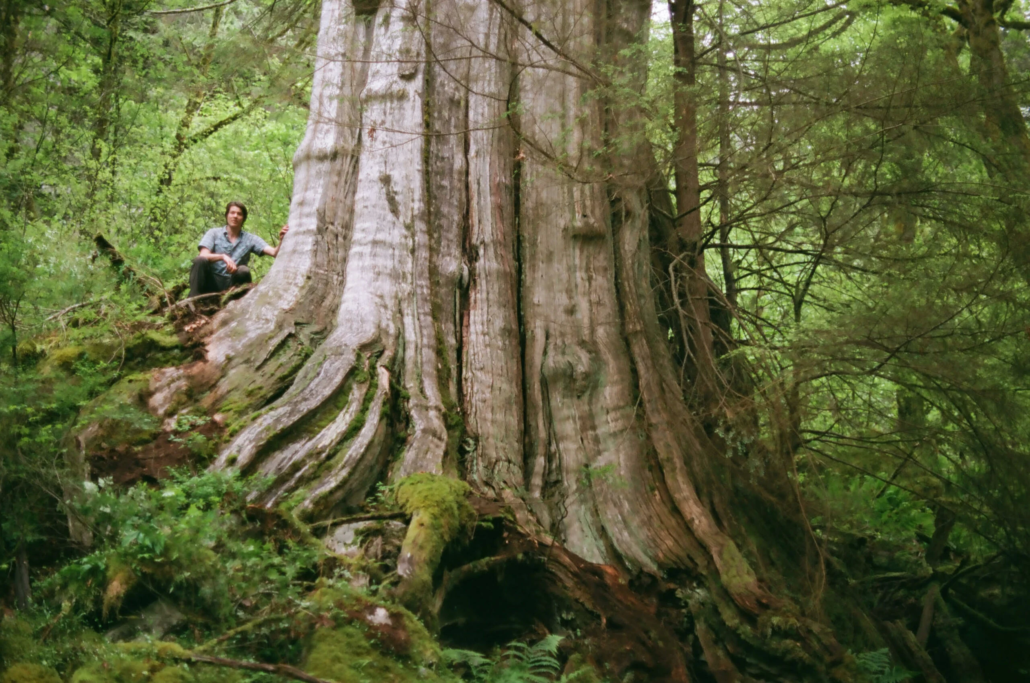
[1,0,1029,681]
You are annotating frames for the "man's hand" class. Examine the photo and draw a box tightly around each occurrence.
[278,224,289,241]
[223,255,238,273]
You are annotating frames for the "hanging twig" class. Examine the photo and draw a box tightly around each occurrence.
[148,0,238,16]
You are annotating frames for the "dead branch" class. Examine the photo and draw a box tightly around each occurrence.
[44,301,100,322]
[168,284,254,311]
[915,583,939,646]
[195,614,282,653]
[177,651,336,683]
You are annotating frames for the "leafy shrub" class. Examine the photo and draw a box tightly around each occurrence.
[46,470,322,630]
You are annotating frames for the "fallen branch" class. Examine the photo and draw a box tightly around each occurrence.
[178,651,336,683]
[45,301,100,322]
[309,511,409,529]
[195,614,283,653]
[168,284,254,311]
[949,595,1029,633]
[915,583,939,646]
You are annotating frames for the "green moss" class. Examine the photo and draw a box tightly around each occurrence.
[70,659,153,683]
[307,586,442,668]
[74,373,159,451]
[150,667,193,683]
[14,340,43,363]
[0,664,62,683]
[392,474,475,619]
[126,330,181,356]
[717,540,760,600]
[303,622,452,683]
[68,643,200,683]
[102,559,138,618]
[44,345,87,370]
[0,618,35,668]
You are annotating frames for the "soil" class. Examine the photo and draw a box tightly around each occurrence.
[87,420,222,487]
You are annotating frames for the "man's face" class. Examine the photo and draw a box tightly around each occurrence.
[226,206,245,230]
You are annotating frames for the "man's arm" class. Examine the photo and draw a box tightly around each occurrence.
[199,246,238,273]
[262,225,289,257]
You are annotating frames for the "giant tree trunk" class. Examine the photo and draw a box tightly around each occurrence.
[191,0,843,677]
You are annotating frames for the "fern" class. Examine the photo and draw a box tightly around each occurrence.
[854,648,915,683]
[443,634,593,683]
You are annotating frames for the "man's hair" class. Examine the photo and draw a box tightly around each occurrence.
[225,201,248,223]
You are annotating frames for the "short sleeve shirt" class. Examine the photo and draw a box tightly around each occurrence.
[198,226,270,278]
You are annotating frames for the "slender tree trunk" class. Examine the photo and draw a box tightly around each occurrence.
[91,0,124,163]
[668,0,721,406]
[960,0,1030,168]
[0,0,24,108]
[14,541,29,609]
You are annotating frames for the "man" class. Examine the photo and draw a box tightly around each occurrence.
[189,201,288,299]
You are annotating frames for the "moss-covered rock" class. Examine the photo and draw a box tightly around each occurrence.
[0,664,62,683]
[392,474,476,620]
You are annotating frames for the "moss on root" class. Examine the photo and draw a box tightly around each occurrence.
[392,474,476,621]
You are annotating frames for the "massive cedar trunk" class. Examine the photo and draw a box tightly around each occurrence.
[188,0,842,677]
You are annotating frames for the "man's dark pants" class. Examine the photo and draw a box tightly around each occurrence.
[189,256,251,299]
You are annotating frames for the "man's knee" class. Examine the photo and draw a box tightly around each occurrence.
[232,266,252,284]
[192,256,209,269]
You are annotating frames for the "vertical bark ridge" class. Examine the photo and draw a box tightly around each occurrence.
[414,0,472,479]
[459,0,525,491]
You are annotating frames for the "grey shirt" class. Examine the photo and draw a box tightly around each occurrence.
[198,226,270,278]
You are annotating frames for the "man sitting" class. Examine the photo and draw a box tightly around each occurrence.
[189,201,288,299]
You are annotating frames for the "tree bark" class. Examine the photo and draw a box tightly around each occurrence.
[184,0,845,677]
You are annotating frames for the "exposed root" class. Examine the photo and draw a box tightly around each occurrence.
[392,474,477,620]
